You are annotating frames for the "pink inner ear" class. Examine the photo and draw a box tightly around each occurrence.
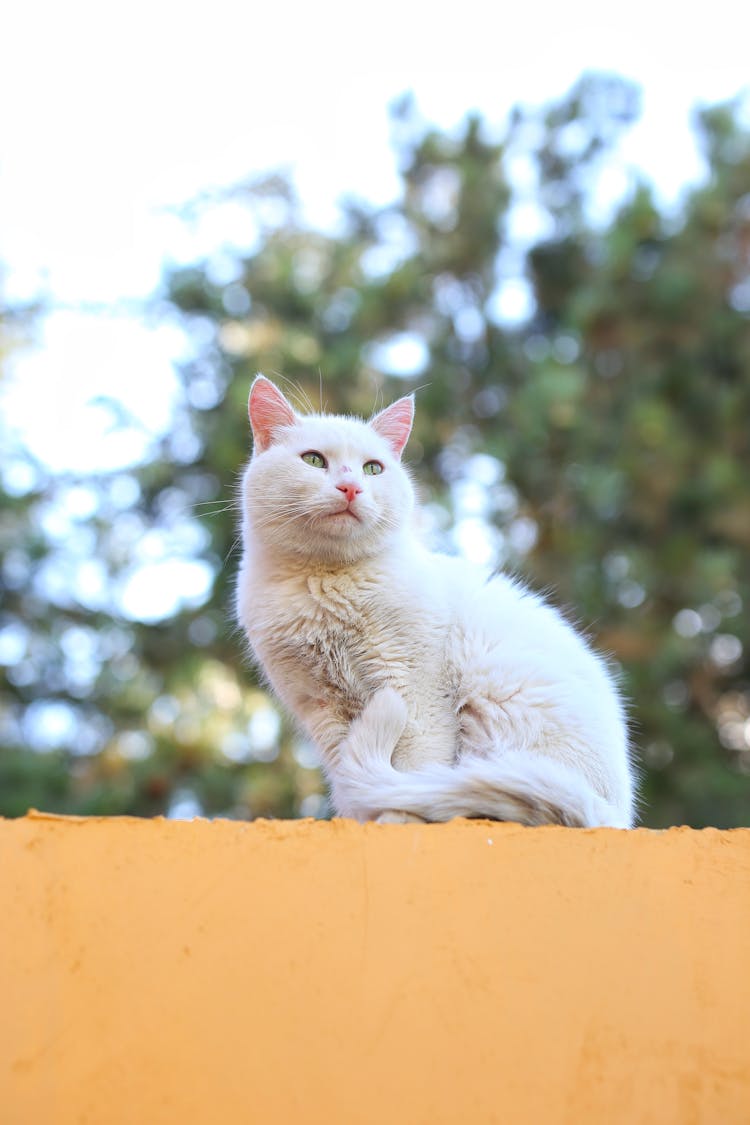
[371,396,414,459]
[248,377,296,452]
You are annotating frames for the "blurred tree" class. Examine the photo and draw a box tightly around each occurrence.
[1,74,748,826]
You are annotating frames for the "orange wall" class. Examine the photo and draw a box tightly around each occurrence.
[2,814,750,1124]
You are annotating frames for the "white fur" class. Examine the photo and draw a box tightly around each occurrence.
[236,377,636,828]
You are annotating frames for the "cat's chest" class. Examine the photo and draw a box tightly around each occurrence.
[257,571,410,716]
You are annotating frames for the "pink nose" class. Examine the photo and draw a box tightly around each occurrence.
[336,482,362,503]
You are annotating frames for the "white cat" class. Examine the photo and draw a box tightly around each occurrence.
[236,376,636,827]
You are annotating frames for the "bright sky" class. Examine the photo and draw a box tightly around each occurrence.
[1,1,749,476]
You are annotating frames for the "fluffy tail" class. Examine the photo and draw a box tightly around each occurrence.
[331,688,630,828]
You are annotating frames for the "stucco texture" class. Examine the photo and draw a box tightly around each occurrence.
[2,814,749,1124]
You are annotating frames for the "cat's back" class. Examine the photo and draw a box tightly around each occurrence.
[428,554,621,701]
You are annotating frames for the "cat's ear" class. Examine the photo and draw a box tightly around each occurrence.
[370,395,414,460]
[248,375,297,452]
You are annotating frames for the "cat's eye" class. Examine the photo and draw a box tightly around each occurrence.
[301,451,327,469]
[363,460,384,476]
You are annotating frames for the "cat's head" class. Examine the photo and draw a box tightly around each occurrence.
[241,376,416,565]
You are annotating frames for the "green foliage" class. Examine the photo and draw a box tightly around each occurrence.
[1,73,748,826]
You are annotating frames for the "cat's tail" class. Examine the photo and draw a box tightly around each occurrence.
[331,688,631,829]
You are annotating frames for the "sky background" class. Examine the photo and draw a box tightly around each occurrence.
[2,1,749,476]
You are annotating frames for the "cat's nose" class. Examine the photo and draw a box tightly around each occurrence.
[336,482,362,503]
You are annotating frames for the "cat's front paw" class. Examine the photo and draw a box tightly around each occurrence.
[374,810,427,824]
[358,687,408,752]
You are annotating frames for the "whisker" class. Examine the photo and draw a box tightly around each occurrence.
[250,498,360,536]
[270,370,316,416]
[407,381,432,398]
[222,535,242,568]
[251,507,322,532]
[298,383,317,415]
[192,503,238,518]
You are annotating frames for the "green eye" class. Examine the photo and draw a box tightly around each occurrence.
[363,460,384,476]
[301,451,327,469]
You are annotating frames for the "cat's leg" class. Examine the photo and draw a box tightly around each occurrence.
[450,641,632,824]
[343,687,408,765]
[329,688,426,822]
[449,634,548,765]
